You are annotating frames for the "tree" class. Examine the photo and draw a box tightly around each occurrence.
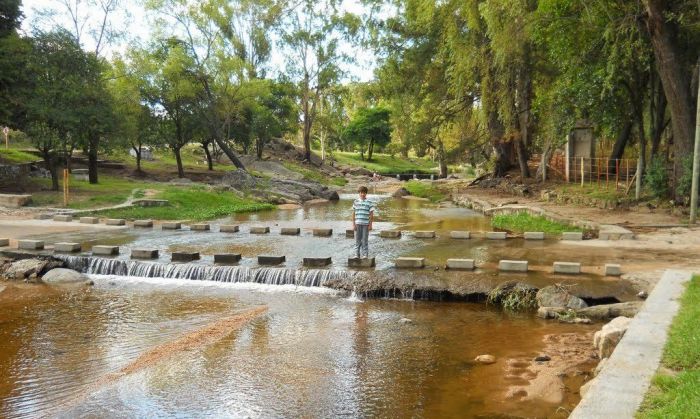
[249,79,297,159]
[0,0,31,127]
[343,106,391,161]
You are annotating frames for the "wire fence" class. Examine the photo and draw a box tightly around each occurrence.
[549,156,640,191]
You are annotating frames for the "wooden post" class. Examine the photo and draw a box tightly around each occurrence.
[626,159,630,183]
[63,169,69,206]
[606,156,609,189]
[580,157,585,187]
[597,158,600,187]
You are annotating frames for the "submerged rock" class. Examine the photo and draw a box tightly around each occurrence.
[475,354,496,364]
[42,268,90,285]
[392,187,411,198]
[399,318,413,324]
[593,316,632,359]
[536,285,588,310]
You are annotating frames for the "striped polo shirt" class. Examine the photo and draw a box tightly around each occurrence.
[352,198,376,225]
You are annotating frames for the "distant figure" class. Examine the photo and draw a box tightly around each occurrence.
[352,186,376,258]
[372,172,382,182]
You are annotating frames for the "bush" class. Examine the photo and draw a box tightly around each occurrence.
[645,157,670,199]
[675,156,698,203]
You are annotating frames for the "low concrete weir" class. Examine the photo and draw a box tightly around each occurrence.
[162,222,182,230]
[250,226,270,234]
[131,249,158,259]
[348,257,375,268]
[133,220,153,228]
[553,261,581,274]
[449,231,471,239]
[498,260,528,272]
[487,232,507,240]
[258,255,285,265]
[414,231,436,239]
[190,224,210,231]
[379,230,401,238]
[303,257,332,267]
[524,232,545,240]
[313,228,333,237]
[53,214,73,222]
[18,240,44,250]
[80,217,99,224]
[281,228,301,236]
[345,229,355,238]
[605,263,622,276]
[54,242,81,253]
[172,252,200,262]
[106,219,126,226]
[219,225,239,233]
[395,257,425,268]
[446,259,475,270]
[214,254,241,264]
[92,245,119,256]
[562,232,583,240]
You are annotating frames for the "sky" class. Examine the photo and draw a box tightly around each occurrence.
[21,0,379,83]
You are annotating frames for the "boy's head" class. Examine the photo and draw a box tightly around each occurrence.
[358,186,368,198]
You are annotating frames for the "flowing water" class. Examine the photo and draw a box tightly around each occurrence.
[1,194,651,417]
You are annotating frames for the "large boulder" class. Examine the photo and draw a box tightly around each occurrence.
[3,259,48,280]
[488,281,539,311]
[577,301,642,320]
[593,316,632,359]
[392,188,411,198]
[349,167,373,176]
[42,268,90,285]
[221,169,258,190]
[536,285,588,309]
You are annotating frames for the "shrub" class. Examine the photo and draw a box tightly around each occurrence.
[645,157,670,199]
[675,156,698,203]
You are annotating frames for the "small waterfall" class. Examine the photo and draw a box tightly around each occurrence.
[56,255,359,288]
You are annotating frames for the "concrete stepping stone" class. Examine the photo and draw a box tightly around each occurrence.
[524,232,545,240]
[345,229,355,238]
[133,220,153,228]
[553,261,581,274]
[258,255,285,265]
[313,228,333,237]
[162,222,182,230]
[172,252,200,262]
[487,232,507,240]
[0,238,9,247]
[92,245,119,256]
[303,257,332,267]
[414,231,436,238]
[348,257,375,268]
[498,260,528,272]
[281,228,301,235]
[250,226,270,234]
[450,231,471,239]
[214,253,241,264]
[33,213,52,220]
[106,218,126,226]
[131,249,158,259]
[80,217,99,224]
[380,230,401,238]
[53,214,73,222]
[18,240,44,250]
[395,257,425,268]
[446,259,475,270]
[54,242,81,253]
[219,225,240,233]
[190,223,210,231]
[605,263,622,276]
[562,232,583,241]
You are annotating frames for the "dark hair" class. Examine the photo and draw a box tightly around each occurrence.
[358,186,368,194]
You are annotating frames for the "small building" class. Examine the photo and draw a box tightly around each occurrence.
[129,146,154,161]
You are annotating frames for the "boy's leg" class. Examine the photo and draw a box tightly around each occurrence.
[355,225,363,258]
[361,225,370,257]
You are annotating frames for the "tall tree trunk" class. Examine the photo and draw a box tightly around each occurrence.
[198,77,246,170]
[608,121,633,174]
[650,73,668,158]
[88,135,98,184]
[516,47,532,179]
[173,147,184,178]
[202,141,213,170]
[515,137,530,179]
[302,76,312,162]
[133,146,142,172]
[636,109,647,182]
[643,0,695,195]
[488,110,510,177]
[437,140,448,178]
[43,151,59,191]
[256,138,264,159]
[368,139,375,161]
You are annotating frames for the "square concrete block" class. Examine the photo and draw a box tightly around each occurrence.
[131,249,159,259]
[250,226,270,234]
[54,242,81,253]
[498,260,528,272]
[133,220,153,228]
[162,222,182,230]
[395,257,425,268]
[348,257,375,268]
[0,194,32,208]
[80,217,100,224]
[303,257,332,267]
[219,225,240,233]
[53,214,73,222]
[414,231,436,239]
[446,259,475,270]
[379,230,401,238]
[562,232,583,241]
[106,218,126,226]
[524,232,545,240]
[190,223,210,231]
[313,228,333,237]
[214,253,241,264]
[281,228,301,235]
[450,231,471,239]
[33,213,52,220]
[487,232,507,240]
[258,255,285,265]
[0,238,9,247]
[92,245,119,256]
[18,240,44,250]
[172,252,200,262]
[605,263,622,276]
[553,261,581,274]
[346,229,355,238]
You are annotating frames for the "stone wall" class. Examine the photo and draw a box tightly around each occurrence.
[0,164,30,190]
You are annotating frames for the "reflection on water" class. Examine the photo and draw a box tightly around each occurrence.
[0,278,595,418]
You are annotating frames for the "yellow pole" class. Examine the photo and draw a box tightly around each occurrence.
[580,157,584,187]
[63,169,68,206]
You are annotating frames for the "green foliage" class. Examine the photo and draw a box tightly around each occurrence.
[645,157,670,199]
[333,151,436,174]
[675,156,697,202]
[487,282,538,312]
[282,161,346,186]
[404,180,445,202]
[491,212,581,234]
[342,106,391,160]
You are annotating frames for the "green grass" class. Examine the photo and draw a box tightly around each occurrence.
[491,212,582,234]
[106,145,233,173]
[404,180,446,202]
[332,151,437,175]
[87,186,274,221]
[282,161,347,186]
[555,183,643,201]
[639,275,700,418]
[0,149,40,164]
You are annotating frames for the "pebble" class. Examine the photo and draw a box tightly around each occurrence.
[399,318,412,324]
[534,354,551,362]
[637,291,648,299]
[475,354,496,364]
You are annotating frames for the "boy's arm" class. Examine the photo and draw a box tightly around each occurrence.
[352,210,356,230]
[368,210,374,230]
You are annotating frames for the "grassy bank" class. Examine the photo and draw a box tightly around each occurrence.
[88,186,274,221]
[29,176,157,209]
[0,149,40,164]
[404,180,446,202]
[491,212,582,234]
[282,162,347,186]
[638,275,700,418]
[332,151,436,175]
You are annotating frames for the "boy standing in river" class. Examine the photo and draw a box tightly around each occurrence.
[352,186,376,258]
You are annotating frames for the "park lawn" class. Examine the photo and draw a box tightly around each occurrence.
[554,183,645,201]
[638,275,700,418]
[332,151,437,175]
[404,180,446,202]
[282,161,348,186]
[106,145,234,174]
[0,149,40,164]
[88,186,274,221]
[491,212,582,234]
